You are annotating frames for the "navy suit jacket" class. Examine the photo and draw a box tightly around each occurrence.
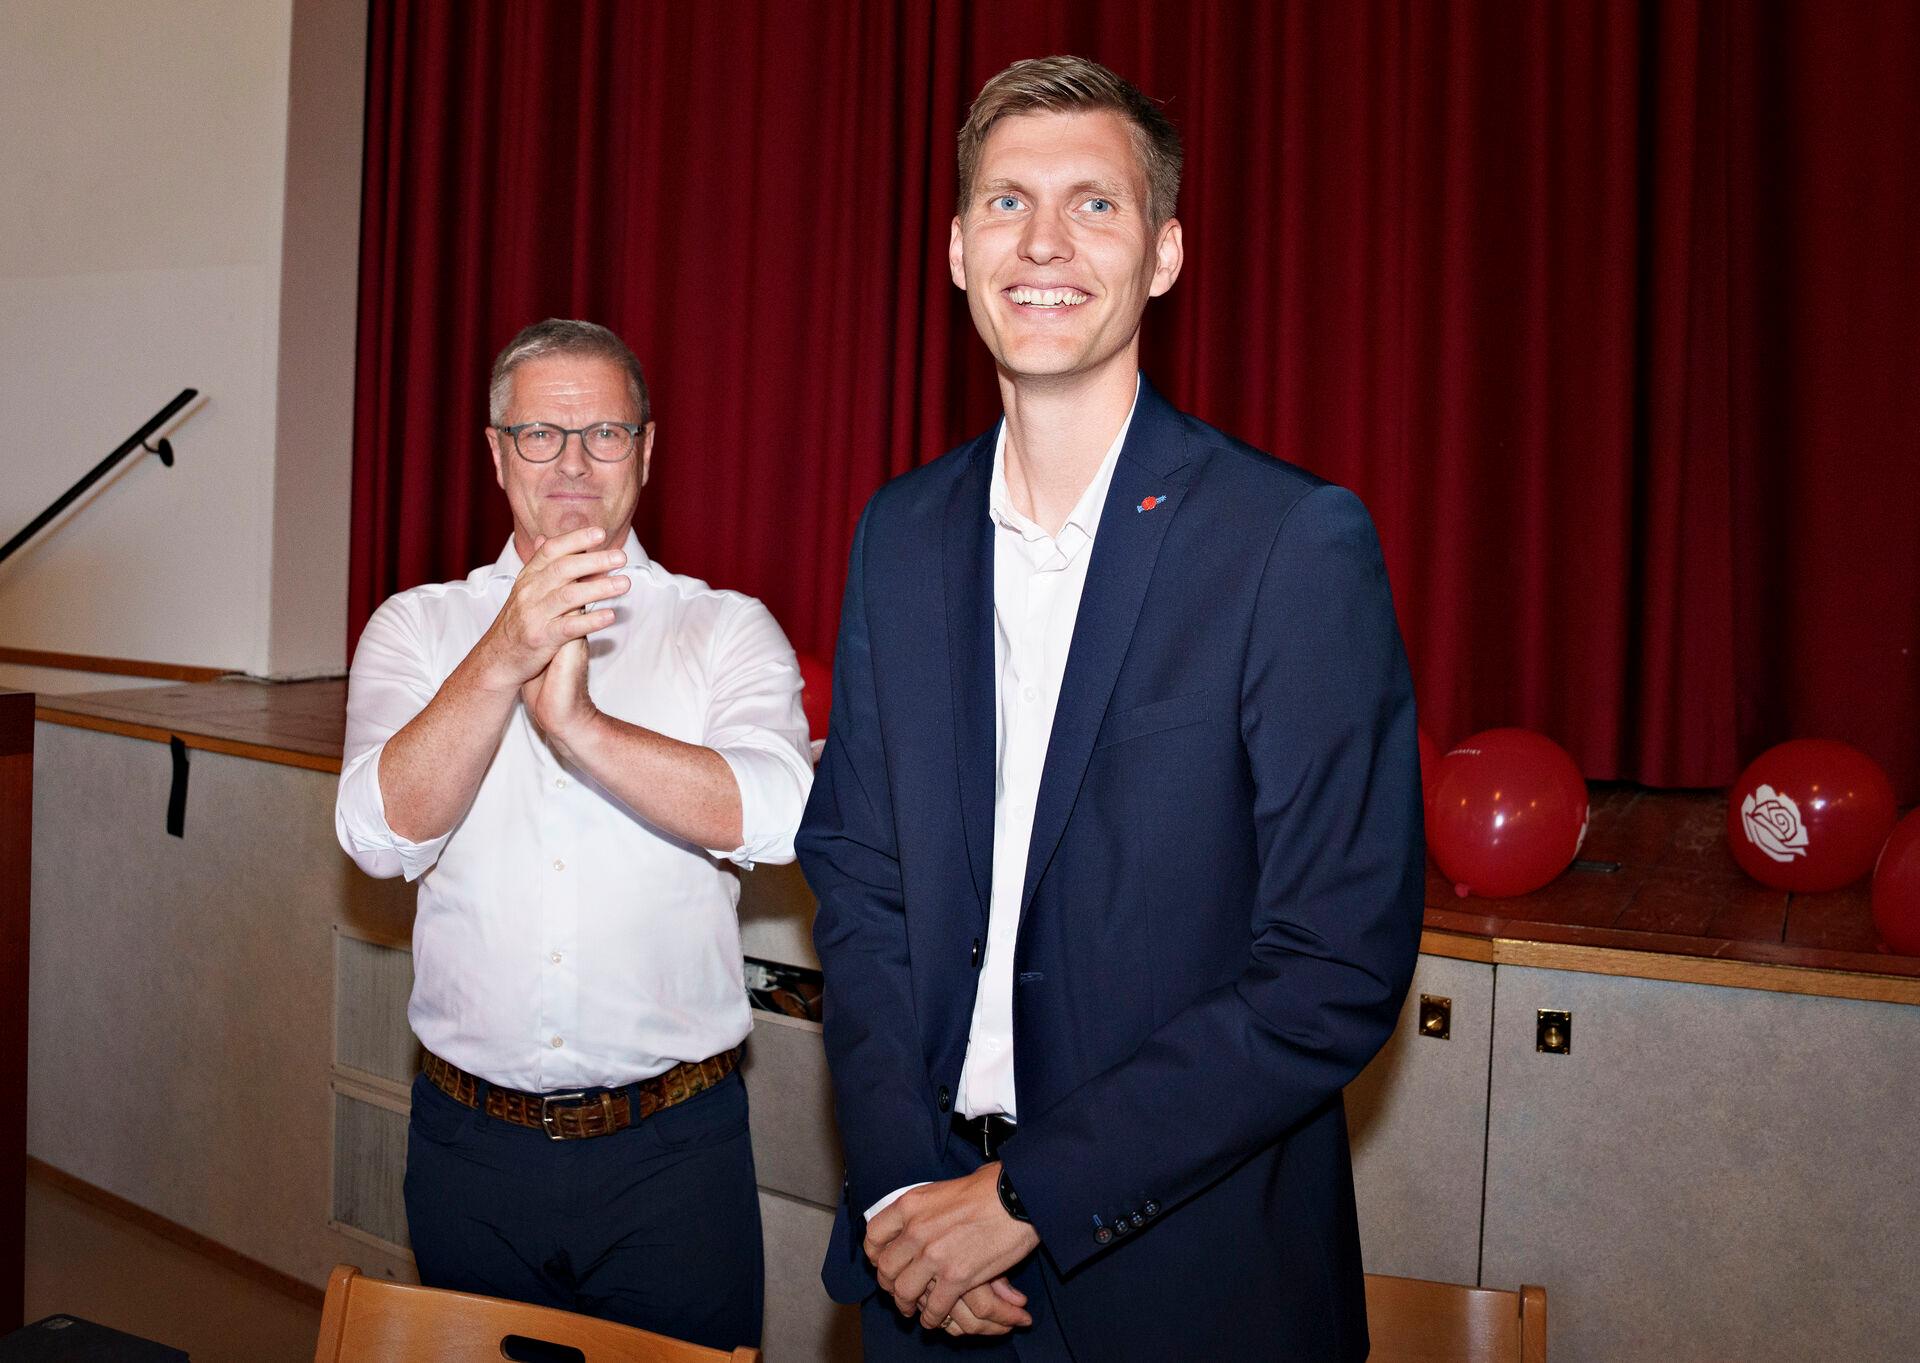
[797,380,1425,1360]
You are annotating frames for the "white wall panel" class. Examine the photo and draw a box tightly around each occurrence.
[0,0,362,678]
[761,1191,859,1363]
[27,723,415,1287]
[1483,966,1920,1363]
[1347,953,1494,1285]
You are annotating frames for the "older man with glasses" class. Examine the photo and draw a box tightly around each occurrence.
[335,318,811,1351]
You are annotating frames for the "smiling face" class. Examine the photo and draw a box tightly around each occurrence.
[484,353,654,561]
[949,109,1183,390]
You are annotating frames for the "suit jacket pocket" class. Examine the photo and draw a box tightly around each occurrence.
[1095,688,1236,750]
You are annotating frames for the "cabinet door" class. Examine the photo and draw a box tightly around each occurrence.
[760,1191,859,1363]
[1348,953,1494,1285]
[1482,966,1920,1363]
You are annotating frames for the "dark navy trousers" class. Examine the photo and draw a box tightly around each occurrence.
[403,1066,763,1351]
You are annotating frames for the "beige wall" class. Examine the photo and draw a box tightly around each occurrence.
[0,0,363,679]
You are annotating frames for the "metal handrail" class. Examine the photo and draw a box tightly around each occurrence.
[0,388,199,565]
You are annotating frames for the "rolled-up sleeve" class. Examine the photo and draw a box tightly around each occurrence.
[334,595,453,881]
[702,597,815,867]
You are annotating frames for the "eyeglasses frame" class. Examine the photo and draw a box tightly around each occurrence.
[493,420,646,464]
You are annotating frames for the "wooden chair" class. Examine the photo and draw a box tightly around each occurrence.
[1364,1273,1548,1363]
[314,1265,761,1363]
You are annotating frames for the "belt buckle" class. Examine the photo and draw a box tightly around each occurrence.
[540,1091,588,1140]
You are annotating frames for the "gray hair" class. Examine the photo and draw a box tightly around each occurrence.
[488,319,651,427]
[958,56,1183,228]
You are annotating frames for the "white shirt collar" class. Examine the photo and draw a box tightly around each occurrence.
[988,374,1142,546]
[489,527,649,581]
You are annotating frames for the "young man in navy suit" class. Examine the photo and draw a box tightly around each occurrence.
[798,56,1425,1360]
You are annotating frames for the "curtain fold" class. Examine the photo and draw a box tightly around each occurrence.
[350,0,1920,799]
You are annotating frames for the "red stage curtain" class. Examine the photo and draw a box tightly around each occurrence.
[351,0,1920,799]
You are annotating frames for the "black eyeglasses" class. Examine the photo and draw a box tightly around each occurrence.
[494,421,643,463]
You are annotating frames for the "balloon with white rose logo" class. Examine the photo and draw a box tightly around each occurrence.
[1726,739,1896,892]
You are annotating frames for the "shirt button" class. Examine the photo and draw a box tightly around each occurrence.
[550,1035,564,1049]
[554,777,568,790]
[552,859,565,872]
[550,952,563,964]
[1022,686,1038,702]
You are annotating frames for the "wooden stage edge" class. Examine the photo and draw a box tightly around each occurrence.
[27,1157,326,1311]
[1420,930,1920,1006]
[33,699,1920,1009]
[0,648,231,684]
[34,707,341,774]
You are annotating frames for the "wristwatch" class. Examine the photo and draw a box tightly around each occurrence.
[996,1164,1031,1223]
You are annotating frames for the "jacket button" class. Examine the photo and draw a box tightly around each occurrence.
[1113,1219,1130,1235]
[937,1086,951,1112]
[1095,1227,1113,1244]
[970,938,982,969]
[1144,1201,1159,1217]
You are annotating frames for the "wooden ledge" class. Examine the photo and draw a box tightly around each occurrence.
[33,678,345,773]
[1420,928,1920,1006]
[27,685,1919,1008]
[35,707,341,774]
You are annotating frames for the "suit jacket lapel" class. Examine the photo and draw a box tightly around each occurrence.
[943,426,998,927]
[1021,381,1194,914]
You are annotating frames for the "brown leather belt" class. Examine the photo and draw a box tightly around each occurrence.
[422,1047,742,1141]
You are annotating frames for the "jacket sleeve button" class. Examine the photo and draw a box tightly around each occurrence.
[1144,1201,1159,1217]
[1131,1211,1145,1227]
[1095,1227,1113,1244]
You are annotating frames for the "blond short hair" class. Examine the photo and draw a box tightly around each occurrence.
[957,56,1183,227]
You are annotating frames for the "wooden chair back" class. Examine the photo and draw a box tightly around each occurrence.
[1364,1273,1547,1363]
[314,1265,761,1363]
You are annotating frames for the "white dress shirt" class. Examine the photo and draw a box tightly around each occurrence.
[866,383,1138,1219]
[335,531,813,1092]
[958,385,1137,1121]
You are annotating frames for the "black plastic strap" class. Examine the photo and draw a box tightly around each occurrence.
[166,736,188,838]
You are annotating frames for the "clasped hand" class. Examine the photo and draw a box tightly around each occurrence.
[862,1162,1041,1338]
[481,526,630,751]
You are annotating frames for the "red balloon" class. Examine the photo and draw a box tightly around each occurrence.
[1870,809,1920,955]
[1426,728,1589,898]
[1417,727,1443,809]
[797,653,832,741]
[1726,740,1896,892]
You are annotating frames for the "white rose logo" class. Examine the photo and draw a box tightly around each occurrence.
[1741,785,1810,863]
